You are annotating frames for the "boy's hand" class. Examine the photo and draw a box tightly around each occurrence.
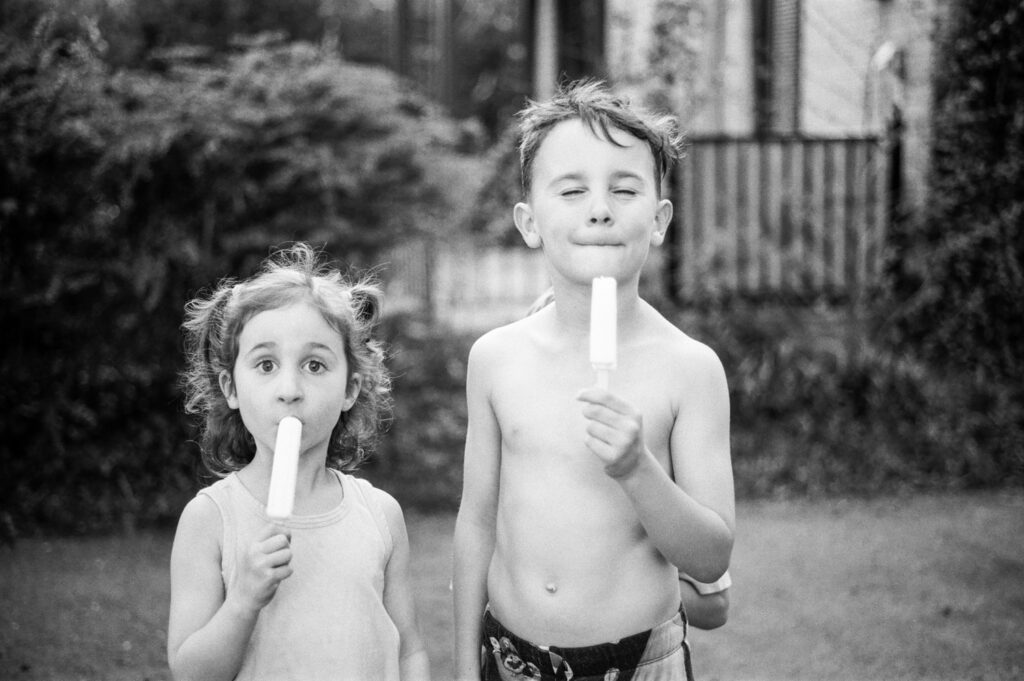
[577,388,647,478]
[227,525,293,613]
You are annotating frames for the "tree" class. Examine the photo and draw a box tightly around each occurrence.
[891,1,1024,383]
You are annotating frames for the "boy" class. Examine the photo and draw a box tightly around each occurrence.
[453,80,735,680]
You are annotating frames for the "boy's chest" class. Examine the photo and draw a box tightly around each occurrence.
[490,349,677,464]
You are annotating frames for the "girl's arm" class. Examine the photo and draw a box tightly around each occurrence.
[452,339,502,681]
[377,490,431,681]
[167,495,292,681]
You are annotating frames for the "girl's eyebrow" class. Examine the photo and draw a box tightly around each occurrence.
[304,342,340,358]
[242,341,339,358]
[243,341,277,357]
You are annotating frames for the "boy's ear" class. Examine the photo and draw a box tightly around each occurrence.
[219,370,239,409]
[342,373,363,412]
[650,198,673,247]
[513,202,542,249]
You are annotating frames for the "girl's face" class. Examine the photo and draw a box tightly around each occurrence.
[219,301,360,462]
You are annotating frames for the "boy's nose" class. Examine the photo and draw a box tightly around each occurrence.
[588,195,613,224]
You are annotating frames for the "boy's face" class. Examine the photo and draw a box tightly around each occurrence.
[514,118,672,285]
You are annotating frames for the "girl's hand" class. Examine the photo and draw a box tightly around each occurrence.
[226,525,293,613]
[577,388,647,479]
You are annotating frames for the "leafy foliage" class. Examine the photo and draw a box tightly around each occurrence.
[889,1,1024,383]
[685,304,1024,498]
[0,16,470,534]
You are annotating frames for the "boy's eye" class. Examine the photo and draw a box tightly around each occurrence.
[614,188,639,197]
[306,359,326,374]
[560,188,585,197]
[256,359,276,373]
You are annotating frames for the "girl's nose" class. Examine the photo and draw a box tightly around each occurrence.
[276,368,303,404]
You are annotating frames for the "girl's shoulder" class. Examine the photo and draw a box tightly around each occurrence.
[172,480,228,557]
[347,476,402,521]
[344,474,404,555]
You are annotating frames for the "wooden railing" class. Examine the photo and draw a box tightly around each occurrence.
[383,136,893,329]
[672,135,890,301]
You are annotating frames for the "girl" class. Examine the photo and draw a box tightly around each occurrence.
[168,243,430,681]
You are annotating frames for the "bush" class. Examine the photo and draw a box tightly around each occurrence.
[0,18,471,535]
[364,315,475,511]
[684,304,1024,498]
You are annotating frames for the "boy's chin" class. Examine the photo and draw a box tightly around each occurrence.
[567,251,645,280]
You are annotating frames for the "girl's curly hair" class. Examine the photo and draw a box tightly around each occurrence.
[181,243,391,476]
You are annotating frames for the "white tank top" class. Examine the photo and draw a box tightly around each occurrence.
[200,470,401,681]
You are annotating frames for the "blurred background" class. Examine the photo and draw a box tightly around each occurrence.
[0,0,1021,539]
[2,1,1024,679]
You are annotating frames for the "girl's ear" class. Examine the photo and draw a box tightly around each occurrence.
[513,202,542,249]
[219,370,239,409]
[342,372,363,412]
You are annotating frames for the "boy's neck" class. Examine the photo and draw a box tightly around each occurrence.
[549,277,644,335]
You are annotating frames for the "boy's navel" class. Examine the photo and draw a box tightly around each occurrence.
[545,582,558,594]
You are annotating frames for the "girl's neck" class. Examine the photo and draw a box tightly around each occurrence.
[241,446,340,512]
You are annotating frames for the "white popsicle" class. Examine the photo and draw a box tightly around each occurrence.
[589,276,617,389]
[266,416,302,519]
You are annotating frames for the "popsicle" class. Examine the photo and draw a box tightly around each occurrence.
[266,416,302,519]
[589,276,617,389]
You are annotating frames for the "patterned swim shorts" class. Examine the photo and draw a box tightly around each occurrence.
[480,607,695,681]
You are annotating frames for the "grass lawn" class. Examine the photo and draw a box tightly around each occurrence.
[2,491,1022,680]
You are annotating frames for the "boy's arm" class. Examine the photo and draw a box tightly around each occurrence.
[378,490,431,681]
[452,339,502,681]
[167,496,292,681]
[680,571,731,630]
[578,342,734,582]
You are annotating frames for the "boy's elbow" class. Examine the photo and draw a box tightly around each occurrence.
[692,592,730,630]
[687,548,732,584]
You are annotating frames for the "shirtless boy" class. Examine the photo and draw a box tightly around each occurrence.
[453,80,735,680]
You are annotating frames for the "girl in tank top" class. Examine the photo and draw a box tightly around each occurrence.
[168,243,430,681]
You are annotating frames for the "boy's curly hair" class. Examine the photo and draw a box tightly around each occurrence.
[516,78,684,197]
[181,243,391,476]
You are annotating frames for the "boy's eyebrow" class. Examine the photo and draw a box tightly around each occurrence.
[548,170,647,186]
[610,170,646,183]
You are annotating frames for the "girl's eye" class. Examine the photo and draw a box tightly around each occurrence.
[306,359,326,374]
[561,188,585,197]
[614,188,638,197]
[257,359,275,373]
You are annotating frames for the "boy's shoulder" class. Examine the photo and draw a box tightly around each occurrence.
[637,304,725,375]
[469,309,547,357]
